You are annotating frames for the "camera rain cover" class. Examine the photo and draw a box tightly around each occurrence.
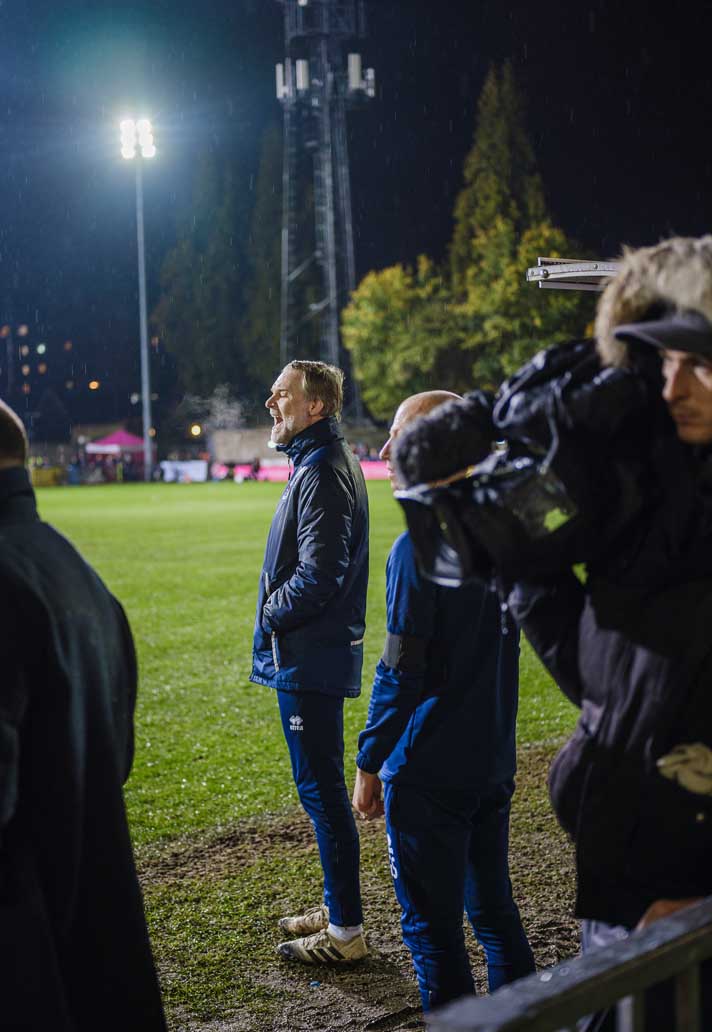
[395,338,658,586]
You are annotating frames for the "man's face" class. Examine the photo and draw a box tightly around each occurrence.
[265,366,323,446]
[379,398,422,491]
[661,349,712,445]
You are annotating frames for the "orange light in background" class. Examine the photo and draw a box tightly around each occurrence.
[21,364,30,376]
[21,383,31,395]
[148,427,156,437]
[17,325,29,337]
[64,340,73,351]
[0,325,10,338]
[38,363,48,374]
[20,345,29,357]
[88,380,100,391]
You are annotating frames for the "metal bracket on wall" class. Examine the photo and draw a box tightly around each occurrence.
[526,257,621,291]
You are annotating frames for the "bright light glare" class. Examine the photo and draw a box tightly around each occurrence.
[190,423,202,437]
[120,116,156,159]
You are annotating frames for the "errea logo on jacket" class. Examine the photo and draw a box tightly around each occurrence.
[289,715,304,732]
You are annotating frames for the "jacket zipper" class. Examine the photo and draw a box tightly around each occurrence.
[271,632,280,672]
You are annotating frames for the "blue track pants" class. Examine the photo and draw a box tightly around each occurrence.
[277,690,362,927]
[384,779,535,1010]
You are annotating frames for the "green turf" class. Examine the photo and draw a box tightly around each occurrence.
[36,480,577,847]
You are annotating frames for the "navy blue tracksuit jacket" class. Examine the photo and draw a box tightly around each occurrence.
[250,416,369,697]
[357,531,519,788]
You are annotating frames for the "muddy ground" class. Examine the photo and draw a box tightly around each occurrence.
[138,743,578,1031]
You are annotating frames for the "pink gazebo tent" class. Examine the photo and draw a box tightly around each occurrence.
[85,430,154,457]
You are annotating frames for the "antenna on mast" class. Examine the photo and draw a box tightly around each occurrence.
[275,0,375,417]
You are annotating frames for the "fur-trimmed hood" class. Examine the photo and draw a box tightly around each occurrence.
[596,235,712,367]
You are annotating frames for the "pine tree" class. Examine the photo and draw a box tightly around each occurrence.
[451,62,593,386]
[239,124,283,398]
[151,155,249,397]
[450,63,546,296]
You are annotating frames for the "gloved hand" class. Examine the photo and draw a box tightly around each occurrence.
[657,742,712,796]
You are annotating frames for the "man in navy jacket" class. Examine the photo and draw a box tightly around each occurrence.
[353,390,534,1010]
[251,360,369,963]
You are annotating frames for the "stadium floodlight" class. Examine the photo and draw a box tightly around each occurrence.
[120,117,156,160]
[119,116,157,480]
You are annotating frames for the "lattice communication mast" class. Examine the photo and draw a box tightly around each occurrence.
[275,0,375,394]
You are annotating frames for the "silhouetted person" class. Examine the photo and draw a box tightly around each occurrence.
[0,398,166,1031]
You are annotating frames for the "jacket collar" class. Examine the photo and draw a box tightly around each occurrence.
[0,466,39,524]
[280,416,343,467]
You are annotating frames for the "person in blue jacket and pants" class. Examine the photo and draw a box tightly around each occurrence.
[353,390,535,1010]
[251,360,369,964]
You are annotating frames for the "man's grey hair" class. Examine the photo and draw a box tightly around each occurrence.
[287,360,345,420]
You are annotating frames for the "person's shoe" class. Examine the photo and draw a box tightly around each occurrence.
[277,904,329,937]
[277,928,368,964]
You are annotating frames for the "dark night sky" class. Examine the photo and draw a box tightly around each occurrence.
[1,0,711,423]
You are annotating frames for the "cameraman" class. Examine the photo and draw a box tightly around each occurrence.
[507,236,712,1027]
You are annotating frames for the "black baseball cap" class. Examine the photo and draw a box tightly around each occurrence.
[613,308,712,359]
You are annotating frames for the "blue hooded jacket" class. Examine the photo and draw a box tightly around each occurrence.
[250,416,369,697]
[357,531,519,790]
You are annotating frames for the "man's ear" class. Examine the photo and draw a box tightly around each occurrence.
[308,398,325,418]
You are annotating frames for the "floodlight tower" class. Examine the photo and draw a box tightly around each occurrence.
[120,117,156,482]
[275,0,374,404]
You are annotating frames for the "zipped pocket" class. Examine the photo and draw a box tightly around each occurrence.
[271,632,281,672]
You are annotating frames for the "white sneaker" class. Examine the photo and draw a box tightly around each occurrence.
[277,928,368,964]
[277,904,329,936]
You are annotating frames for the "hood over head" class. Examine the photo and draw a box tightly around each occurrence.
[596,235,712,367]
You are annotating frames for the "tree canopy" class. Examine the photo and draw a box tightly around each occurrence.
[342,62,594,417]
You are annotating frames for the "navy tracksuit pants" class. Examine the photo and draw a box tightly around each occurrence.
[277,690,362,927]
[384,779,535,1010]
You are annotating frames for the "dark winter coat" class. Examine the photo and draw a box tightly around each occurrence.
[356,531,519,791]
[250,416,369,697]
[0,467,165,1031]
[509,440,712,929]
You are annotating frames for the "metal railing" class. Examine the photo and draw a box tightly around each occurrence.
[427,897,712,1032]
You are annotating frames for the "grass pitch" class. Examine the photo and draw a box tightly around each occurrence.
[37,480,577,848]
[37,481,579,1024]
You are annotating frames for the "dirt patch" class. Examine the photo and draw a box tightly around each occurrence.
[139,742,578,1031]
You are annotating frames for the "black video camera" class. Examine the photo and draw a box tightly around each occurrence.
[393,338,671,587]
